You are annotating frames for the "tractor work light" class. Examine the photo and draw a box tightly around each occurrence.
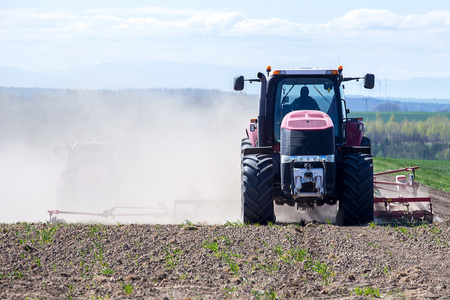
[281,155,335,163]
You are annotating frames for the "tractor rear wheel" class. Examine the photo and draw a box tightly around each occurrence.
[241,153,274,224]
[241,138,252,151]
[241,138,252,161]
[340,153,374,225]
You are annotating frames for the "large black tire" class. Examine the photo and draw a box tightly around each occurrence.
[340,153,374,225]
[241,138,252,150]
[241,153,274,224]
[241,138,252,161]
[360,136,371,147]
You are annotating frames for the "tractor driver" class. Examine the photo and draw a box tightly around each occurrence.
[291,86,320,111]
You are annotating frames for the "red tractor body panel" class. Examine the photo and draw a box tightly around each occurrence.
[246,121,258,147]
[346,119,364,146]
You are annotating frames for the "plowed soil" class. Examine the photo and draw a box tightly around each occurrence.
[1,187,449,300]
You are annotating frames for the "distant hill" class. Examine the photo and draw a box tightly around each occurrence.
[1,62,450,103]
[0,62,250,91]
[1,86,449,113]
[345,96,449,112]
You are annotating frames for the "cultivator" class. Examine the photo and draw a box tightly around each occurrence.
[47,204,171,223]
[373,166,433,222]
[47,200,235,224]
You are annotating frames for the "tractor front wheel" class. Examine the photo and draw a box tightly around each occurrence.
[241,153,274,224]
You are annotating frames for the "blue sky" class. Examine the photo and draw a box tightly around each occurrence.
[1,0,450,95]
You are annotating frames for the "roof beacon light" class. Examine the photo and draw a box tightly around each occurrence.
[338,66,343,73]
[266,66,272,76]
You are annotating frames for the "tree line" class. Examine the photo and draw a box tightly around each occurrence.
[364,113,450,160]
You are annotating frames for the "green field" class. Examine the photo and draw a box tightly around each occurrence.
[348,111,450,122]
[373,157,450,192]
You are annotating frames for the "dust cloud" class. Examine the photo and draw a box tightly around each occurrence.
[274,203,339,224]
[0,88,257,224]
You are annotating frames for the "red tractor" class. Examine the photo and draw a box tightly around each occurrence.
[235,66,375,225]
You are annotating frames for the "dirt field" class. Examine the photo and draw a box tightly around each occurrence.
[1,187,449,300]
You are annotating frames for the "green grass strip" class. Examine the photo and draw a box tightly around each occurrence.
[374,157,450,192]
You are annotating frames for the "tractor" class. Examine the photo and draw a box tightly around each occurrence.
[234,66,375,225]
[55,141,118,211]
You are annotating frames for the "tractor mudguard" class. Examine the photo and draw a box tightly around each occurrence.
[346,118,364,146]
[243,146,273,156]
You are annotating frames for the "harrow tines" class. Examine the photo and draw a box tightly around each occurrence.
[373,166,433,223]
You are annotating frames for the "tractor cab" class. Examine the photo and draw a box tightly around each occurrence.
[55,142,118,210]
[235,66,374,150]
[269,69,343,144]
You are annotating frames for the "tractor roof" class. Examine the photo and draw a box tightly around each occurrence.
[270,68,340,76]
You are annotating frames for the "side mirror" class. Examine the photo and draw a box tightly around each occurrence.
[364,73,375,89]
[233,76,244,91]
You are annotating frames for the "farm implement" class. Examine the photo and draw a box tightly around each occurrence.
[47,200,235,224]
[47,204,171,223]
[373,166,433,222]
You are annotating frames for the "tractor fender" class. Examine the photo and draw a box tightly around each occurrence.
[346,119,364,146]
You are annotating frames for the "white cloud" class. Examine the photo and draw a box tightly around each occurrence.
[0,6,449,79]
[401,11,450,28]
[2,7,448,39]
[328,9,402,30]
